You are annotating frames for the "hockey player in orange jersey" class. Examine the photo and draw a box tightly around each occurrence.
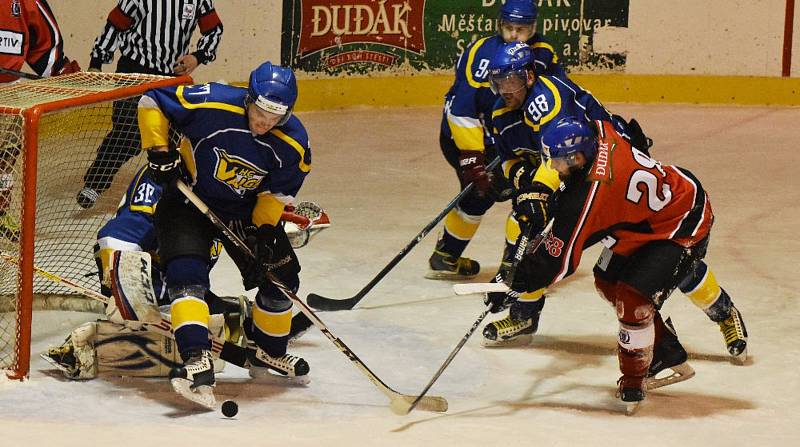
[485,117,744,413]
[0,0,80,240]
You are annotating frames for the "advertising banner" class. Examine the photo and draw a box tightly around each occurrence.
[281,0,629,76]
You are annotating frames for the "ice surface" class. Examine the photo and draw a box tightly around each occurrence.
[1,104,798,446]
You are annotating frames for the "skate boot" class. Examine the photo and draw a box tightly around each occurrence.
[482,314,539,347]
[169,349,216,409]
[616,375,646,415]
[647,318,695,390]
[426,249,480,280]
[76,187,99,209]
[718,305,748,364]
[248,347,310,384]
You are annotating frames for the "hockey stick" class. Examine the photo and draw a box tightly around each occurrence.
[306,156,503,311]
[0,251,250,368]
[392,218,554,415]
[452,219,555,296]
[175,180,448,413]
[0,67,42,80]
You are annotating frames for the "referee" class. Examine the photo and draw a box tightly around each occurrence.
[77,0,223,209]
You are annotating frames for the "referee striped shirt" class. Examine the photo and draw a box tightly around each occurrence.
[89,0,223,75]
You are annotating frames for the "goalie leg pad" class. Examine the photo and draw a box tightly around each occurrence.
[110,250,162,324]
[95,321,181,377]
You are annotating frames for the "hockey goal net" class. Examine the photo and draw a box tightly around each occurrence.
[0,72,190,379]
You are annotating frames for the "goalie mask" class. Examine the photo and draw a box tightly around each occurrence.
[247,62,298,127]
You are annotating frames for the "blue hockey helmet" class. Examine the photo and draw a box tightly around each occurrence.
[500,0,538,25]
[248,62,298,126]
[541,117,598,166]
[488,42,534,95]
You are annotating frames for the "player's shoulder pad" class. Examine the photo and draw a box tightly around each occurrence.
[267,115,312,171]
[173,82,248,115]
[523,76,562,127]
[457,35,503,85]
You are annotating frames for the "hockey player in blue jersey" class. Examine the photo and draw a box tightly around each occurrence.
[94,164,322,331]
[480,42,748,366]
[138,61,312,402]
[427,0,565,280]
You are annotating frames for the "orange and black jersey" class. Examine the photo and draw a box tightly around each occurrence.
[515,120,714,293]
[0,0,68,82]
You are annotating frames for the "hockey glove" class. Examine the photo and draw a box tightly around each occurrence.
[55,58,81,76]
[242,225,277,290]
[512,182,550,234]
[507,160,539,191]
[459,150,491,196]
[147,149,181,186]
[484,289,523,313]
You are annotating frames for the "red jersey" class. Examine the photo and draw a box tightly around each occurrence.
[519,120,714,292]
[0,0,67,83]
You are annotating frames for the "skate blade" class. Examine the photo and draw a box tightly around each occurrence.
[248,367,311,386]
[481,333,533,348]
[625,401,642,416]
[730,347,747,365]
[646,361,695,390]
[39,353,80,379]
[424,270,478,280]
[170,378,216,410]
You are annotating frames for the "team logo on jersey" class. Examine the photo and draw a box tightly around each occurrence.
[11,0,20,17]
[213,147,268,196]
[182,3,195,20]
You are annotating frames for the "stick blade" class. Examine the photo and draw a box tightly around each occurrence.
[389,394,448,415]
[453,282,509,296]
[306,293,359,311]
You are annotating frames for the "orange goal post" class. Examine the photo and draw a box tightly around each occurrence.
[0,72,191,380]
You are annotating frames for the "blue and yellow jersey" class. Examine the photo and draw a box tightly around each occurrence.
[522,74,616,147]
[442,33,562,154]
[98,167,162,253]
[492,72,618,192]
[96,166,223,302]
[139,82,312,227]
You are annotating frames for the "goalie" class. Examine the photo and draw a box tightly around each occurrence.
[44,164,329,380]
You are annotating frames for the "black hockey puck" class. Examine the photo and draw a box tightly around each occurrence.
[221,400,238,418]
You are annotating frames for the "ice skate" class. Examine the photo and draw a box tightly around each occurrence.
[247,347,310,385]
[425,249,480,280]
[616,375,646,415]
[646,318,695,390]
[482,314,538,347]
[718,305,748,364]
[169,349,216,410]
[76,186,99,209]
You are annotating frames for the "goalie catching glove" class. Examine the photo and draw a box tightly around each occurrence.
[242,224,278,290]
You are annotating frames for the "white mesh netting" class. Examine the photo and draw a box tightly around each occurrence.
[0,72,187,377]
